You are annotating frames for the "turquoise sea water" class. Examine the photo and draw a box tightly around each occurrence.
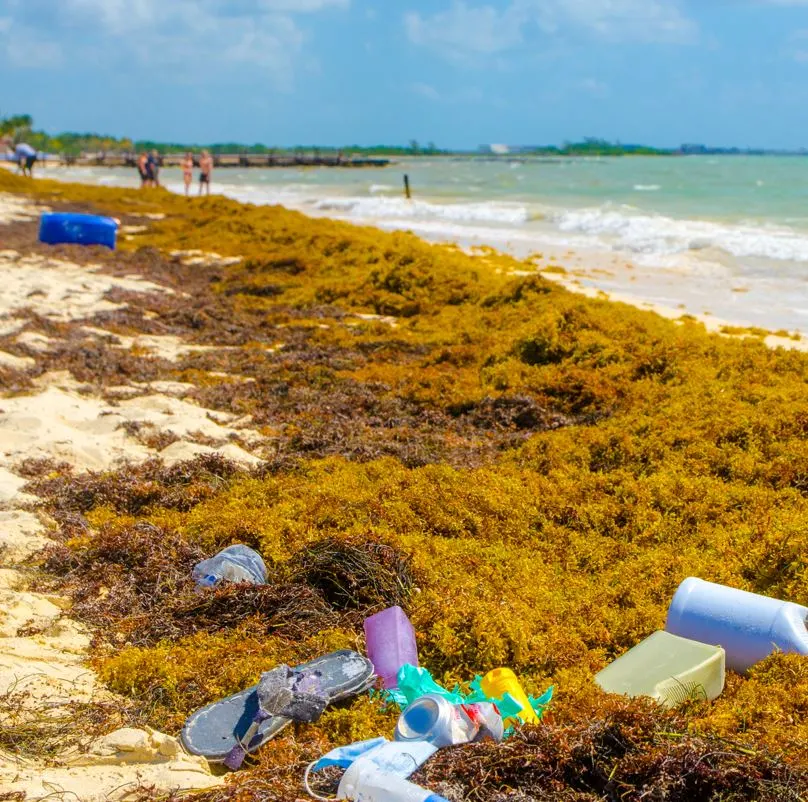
[41,156,808,333]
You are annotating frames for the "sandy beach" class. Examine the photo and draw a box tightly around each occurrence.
[0,191,252,799]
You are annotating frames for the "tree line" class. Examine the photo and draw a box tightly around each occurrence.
[1,114,446,157]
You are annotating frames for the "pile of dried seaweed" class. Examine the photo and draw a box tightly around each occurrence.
[415,703,807,802]
[147,701,806,802]
[31,460,416,651]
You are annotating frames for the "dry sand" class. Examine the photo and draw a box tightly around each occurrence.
[0,193,250,799]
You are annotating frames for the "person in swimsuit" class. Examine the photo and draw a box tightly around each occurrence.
[137,152,149,187]
[147,150,160,187]
[182,152,194,196]
[199,150,213,196]
[15,143,37,177]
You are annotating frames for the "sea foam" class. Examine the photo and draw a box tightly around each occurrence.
[313,196,531,225]
[555,206,808,263]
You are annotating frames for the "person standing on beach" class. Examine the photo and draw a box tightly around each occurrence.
[199,150,213,196]
[182,152,194,196]
[147,150,160,187]
[15,142,37,177]
[137,152,149,187]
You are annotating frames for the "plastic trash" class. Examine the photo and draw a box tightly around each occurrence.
[480,668,539,725]
[364,606,418,689]
[385,664,465,710]
[310,738,389,772]
[394,694,479,747]
[337,758,449,802]
[312,738,436,775]
[384,664,552,738]
[394,694,504,747]
[463,701,505,743]
[192,544,267,589]
[39,212,118,249]
[305,741,441,802]
[595,630,725,707]
[666,577,808,673]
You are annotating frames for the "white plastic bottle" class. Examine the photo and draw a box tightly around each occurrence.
[338,758,449,802]
[666,577,808,673]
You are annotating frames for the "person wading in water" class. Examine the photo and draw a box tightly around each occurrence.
[199,150,213,196]
[138,152,149,187]
[182,152,194,196]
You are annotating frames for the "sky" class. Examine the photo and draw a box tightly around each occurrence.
[1,0,808,149]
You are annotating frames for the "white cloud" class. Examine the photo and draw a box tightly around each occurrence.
[0,12,64,68]
[5,34,63,68]
[0,0,348,86]
[549,0,697,44]
[406,0,698,60]
[405,3,525,58]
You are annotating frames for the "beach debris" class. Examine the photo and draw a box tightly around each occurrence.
[477,667,542,726]
[306,739,438,798]
[385,664,552,734]
[666,577,808,673]
[224,664,330,770]
[385,664,464,709]
[192,544,267,589]
[309,737,391,772]
[39,212,118,249]
[180,650,375,766]
[394,694,504,747]
[256,664,330,723]
[305,740,446,802]
[337,758,449,802]
[364,605,419,689]
[595,630,726,707]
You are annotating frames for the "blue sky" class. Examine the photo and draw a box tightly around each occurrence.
[1,0,807,149]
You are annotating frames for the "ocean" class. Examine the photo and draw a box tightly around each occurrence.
[41,156,808,335]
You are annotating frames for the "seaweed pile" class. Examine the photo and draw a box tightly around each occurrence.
[1,169,807,799]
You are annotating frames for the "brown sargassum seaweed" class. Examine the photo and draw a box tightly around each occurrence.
[2,170,807,800]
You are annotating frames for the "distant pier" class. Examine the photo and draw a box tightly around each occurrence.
[61,152,391,169]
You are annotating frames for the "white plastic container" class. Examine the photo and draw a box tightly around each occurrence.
[595,630,725,707]
[338,759,449,802]
[666,577,808,673]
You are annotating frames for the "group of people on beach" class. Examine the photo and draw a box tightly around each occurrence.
[138,150,213,196]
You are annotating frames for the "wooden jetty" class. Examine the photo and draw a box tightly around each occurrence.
[64,152,391,169]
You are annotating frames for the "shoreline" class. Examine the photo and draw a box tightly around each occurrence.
[23,161,808,343]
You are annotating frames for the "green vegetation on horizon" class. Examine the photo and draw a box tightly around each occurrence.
[1,113,683,158]
[1,114,448,157]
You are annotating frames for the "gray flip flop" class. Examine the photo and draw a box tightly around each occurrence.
[180,650,375,766]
